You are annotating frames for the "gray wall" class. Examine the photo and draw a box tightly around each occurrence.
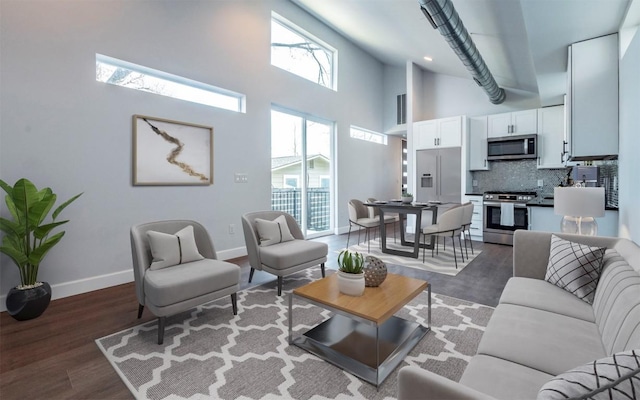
[0,0,400,302]
[618,28,640,242]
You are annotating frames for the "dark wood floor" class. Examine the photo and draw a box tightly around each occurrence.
[0,231,513,399]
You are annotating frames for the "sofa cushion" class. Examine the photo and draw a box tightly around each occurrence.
[499,277,595,322]
[592,249,640,354]
[544,234,606,304]
[147,225,204,270]
[537,349,640,400]
[255,215,295,246]
[144,259,239,307]
[259,239,328,270]
[477,304,606,376]
[460,354,553,400]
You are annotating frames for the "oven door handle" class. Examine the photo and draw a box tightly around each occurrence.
[484,201,528,208]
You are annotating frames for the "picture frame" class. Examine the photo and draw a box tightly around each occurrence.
[132,115,213,186]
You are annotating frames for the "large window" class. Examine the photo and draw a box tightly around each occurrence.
[271,108,334,237]
[271,13,337,90]
[96,54,246,113]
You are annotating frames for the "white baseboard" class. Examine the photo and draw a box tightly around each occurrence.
[0,269,134,312]
[0,247,249,313]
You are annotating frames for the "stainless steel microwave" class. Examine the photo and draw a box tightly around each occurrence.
[487,134,537,161]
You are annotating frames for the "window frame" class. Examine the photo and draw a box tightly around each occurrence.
[350,125,388,145]
[271,12,338,91]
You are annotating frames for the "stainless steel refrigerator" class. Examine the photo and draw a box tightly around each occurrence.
[416,148,461,203]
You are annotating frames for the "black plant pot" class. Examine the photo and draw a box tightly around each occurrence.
[6,282,52,321]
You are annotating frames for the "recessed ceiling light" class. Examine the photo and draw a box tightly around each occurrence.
[424,56,433,62]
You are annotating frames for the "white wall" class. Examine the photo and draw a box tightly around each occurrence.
[382,64,406,132]
[618,27,640,243]
[420,71,542,119]
[0,0,399,303]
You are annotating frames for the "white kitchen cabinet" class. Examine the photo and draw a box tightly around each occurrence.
[468,116,489,170]
[463,195,484,241]
[529,206,618,237]
[414,116,462,150]
[487,109,537,138]
[568,33,618,159]
[537,105,566,169]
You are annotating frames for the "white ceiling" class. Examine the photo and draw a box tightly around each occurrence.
[292,0,632,106]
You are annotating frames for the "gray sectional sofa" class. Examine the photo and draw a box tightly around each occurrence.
[398,230,640,400]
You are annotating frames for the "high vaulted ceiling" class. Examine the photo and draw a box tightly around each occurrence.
[292,0,633,106]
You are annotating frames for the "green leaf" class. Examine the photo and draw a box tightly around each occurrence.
[27,231,65,267]
[0,244,28,267]
[28,193,56,228]
[0,179,13,197]
[0,217,23,236]
[52,192,83,220]
[34,221,68,240]
[4,194,20,223]
[11,178,40,215]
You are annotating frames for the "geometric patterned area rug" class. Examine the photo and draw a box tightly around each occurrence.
[96,267,493,400]
[345,239,481,276]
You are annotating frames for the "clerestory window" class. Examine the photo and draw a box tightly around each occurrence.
[96,54,246,113]
[271,12,337,90]
[350,126,388,145]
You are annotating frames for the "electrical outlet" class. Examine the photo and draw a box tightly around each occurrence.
[228,224,236,234]
[234,173,248,183]
[537,179,544,188]
[472,179,478,187]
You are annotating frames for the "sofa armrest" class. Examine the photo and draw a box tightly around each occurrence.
[398,366,496,400]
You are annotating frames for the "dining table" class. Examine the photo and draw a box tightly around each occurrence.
[364,201,451,259]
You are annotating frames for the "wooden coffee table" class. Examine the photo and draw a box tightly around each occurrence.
[288,273,430,387]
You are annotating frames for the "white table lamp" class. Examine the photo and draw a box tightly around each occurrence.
[554,187,605,236]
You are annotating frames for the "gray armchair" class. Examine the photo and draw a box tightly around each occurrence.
[131,220,240,344]
[241,211,328,296]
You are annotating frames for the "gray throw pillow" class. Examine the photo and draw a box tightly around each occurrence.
[544,234,606,304]
[255,215,295,246]
[147,225,204,270]
[538,349,640,400]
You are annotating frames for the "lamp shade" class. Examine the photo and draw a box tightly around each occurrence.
[554,187,605,218]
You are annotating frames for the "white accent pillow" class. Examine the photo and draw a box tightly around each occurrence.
[544,234,606,304]
[147,225,204,270]
[255,215,295,246]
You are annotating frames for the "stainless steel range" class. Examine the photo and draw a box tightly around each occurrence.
[483,191,536,245]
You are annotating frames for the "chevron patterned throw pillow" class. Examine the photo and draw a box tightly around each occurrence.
[538,350,640,400]
[544,235,606,304]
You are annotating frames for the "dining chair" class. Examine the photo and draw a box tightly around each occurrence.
[367,197,397,243]
[460,202,475,258]
[420,204,465,268]
[347,199,379,252]
[131,220,241,344]
[241,210,328,296]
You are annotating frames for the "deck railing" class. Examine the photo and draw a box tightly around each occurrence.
[271,188,330,232]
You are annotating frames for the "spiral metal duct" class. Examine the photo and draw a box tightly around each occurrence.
[418,0,506,104]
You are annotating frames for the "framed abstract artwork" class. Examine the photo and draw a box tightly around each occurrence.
[132,115,213,186]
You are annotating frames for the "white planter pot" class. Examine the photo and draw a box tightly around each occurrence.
[401,196,413,204]
[337,271,365,296]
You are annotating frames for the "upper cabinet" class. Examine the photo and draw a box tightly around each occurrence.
[537,105,566,169]
[568,34,618,160]
[468,116,489,171]
[487,110,537,138]
[414,116,462,150]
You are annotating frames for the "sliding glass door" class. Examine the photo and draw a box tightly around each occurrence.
[271,108,333,237]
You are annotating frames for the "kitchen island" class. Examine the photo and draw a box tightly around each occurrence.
[527,198,618,236]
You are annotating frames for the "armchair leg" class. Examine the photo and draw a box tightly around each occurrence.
[157,316,166,345]
[231,293,238,315]
[248,267,255,283]
[320,263,326,278]
[137,304,144,319]
[346,225,352,248]
[277,276,283,296]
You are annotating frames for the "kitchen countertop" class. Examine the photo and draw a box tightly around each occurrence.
[527,198,619,211]
[465,192,484,196]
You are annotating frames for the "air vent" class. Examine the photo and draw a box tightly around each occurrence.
[397,94,407,125]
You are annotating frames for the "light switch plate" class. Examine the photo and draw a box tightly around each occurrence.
[472,180,478,187]
[537,179,543,187]
[234,173,248,183]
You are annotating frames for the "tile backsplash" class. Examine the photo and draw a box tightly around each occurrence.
[471,159,618,207]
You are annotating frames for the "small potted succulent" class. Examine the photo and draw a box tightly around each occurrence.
[0,178,82,320]
[337,249,365,296]
[401,191,414,204]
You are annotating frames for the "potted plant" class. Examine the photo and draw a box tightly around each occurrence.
[337,249,365,296]
[0,178,82,321]
[401,191,414,204]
